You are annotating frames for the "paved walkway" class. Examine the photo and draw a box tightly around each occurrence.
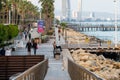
[11,28,71,80]
[44,35,71,80]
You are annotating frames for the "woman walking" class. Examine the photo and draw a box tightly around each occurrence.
[26,40,32,55]
[33,40,37,55]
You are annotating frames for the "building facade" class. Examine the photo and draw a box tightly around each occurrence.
[62,0,67,19]
[62,0,71,21]
[77,0,82,21]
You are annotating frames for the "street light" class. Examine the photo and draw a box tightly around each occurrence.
[78,0,82,31]
[8,0,11,24]
[39,8,41,20]
[8,7,11,24]
[114,0,118,48]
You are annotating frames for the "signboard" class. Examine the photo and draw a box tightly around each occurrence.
[37,20,44,33]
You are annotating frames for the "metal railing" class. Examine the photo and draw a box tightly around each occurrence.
[68,59,104,80]
[10,59,48,80]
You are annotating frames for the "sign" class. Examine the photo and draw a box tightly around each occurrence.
[37,20,44,33]
[85,37,89,43]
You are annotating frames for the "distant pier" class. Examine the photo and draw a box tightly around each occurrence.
[68,24,120,32]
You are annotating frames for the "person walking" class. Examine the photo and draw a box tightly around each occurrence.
[26,40,32,55]
[32,40,37,55]
[53,41,56,58]
[24,30,27,40]
[55,26,62,52]
[58,28,61,41]
[28,33,31,40]
[0,47,5,56]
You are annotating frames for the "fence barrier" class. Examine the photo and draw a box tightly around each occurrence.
[0,55,45,80]
[10,59,48,80]
[68,59,104,80]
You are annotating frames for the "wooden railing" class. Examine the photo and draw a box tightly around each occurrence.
[68,59,104,80]
[10,59,48,80]
[0,55,45,80]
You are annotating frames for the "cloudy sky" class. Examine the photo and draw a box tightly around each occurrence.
[30,0,119,14]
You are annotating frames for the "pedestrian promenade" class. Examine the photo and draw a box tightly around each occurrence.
[11,28,71,80]
[44,36,71,80]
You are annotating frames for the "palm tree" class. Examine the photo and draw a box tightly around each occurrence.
[60,22,67,36]
[0,1,2,10]
[18,1,39,24]
[0,0,16,24]
[0,0,8,23]
[24,2,39,22]
[55,18,60,25]
[39,0,54,32]
[0,0,40,25]
[11,0,20,24]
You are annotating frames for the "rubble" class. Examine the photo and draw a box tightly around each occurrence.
[70,49,120,80]
[67,28,120,80]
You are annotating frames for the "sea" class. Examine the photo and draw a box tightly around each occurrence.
[75,21,120,43]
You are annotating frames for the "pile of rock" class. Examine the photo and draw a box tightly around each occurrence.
[66,29,87,44]
[70,49,120,80]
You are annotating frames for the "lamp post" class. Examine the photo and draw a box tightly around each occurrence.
[8,8,11,24]
[65,28,67,43]
[65,27,67,48]
[78,0,82,22]
[114,0,118,48]
[8,0,11,24]
[39,8,41,20]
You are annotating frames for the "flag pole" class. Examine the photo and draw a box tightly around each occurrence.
[114,0,118,48]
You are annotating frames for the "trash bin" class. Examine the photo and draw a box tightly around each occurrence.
[55,53,60,60]
[54,49,61,60]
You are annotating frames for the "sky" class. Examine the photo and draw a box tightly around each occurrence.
[30,0,119,14]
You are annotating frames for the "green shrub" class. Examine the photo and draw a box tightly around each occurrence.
[0,42,12,48]
[0,24,19,44]
[8,25,19,40]
[41,35,48,43]
[47,29,54,35]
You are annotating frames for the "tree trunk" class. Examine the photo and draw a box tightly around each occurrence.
[7,11,9,24]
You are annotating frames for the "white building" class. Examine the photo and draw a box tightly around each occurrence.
[71,11,78,20]
[77,0,82,21]
[55,16,61,21]
[89,12,95,19]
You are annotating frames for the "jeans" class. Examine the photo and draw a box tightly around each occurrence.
[34,48,36,55]
[56,46,62,51]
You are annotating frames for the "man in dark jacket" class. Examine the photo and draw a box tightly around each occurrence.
[26,40,32,55]
[0,47,5,56]
[32,40,37,55]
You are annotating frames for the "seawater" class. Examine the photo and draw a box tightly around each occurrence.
[78,21,120,43]
[81,31,120,43]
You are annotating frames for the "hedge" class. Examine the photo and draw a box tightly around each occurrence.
[0,24,19,44]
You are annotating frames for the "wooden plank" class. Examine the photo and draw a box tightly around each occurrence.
[0,55,45,80]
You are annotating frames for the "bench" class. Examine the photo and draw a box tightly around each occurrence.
[0,55,44,80]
